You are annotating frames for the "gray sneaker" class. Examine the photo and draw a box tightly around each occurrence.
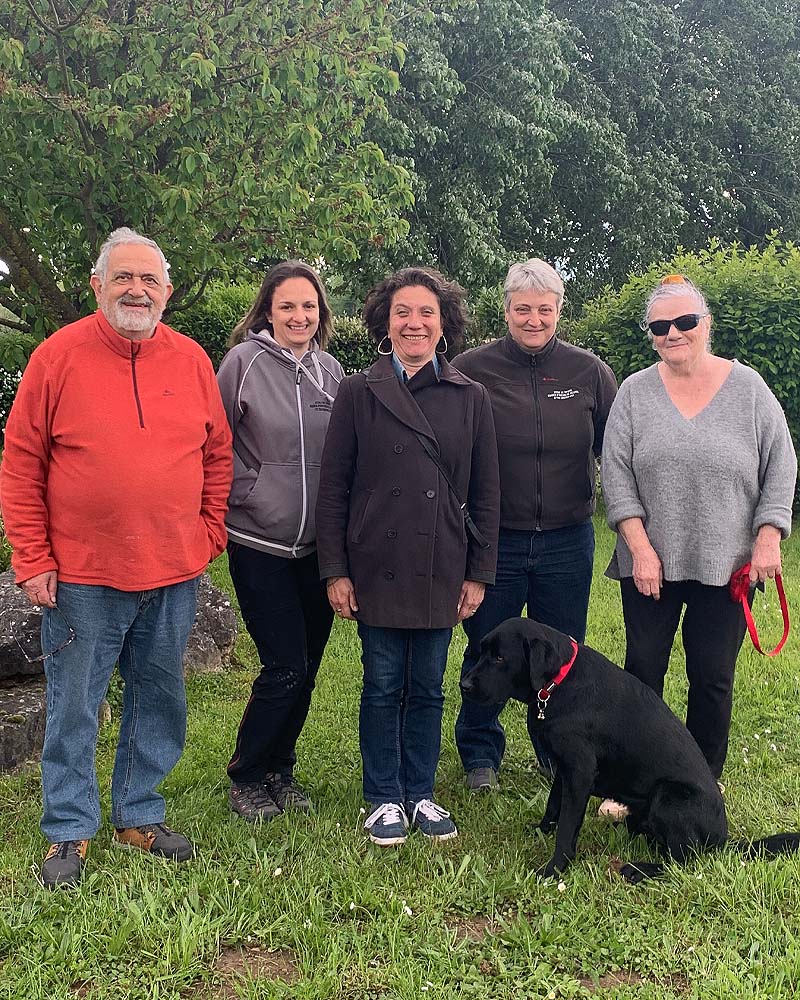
[41,839,89,889]
[465,767,499,792]
[229,782,282,821]
[264,772,313,813]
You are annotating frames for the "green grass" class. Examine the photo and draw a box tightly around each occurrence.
[2,517,800,999]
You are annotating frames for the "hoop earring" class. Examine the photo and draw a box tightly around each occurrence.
[377,335,393,356]
[436,335,448,354]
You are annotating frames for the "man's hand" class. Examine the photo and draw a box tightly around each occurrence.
[20,571,57,608]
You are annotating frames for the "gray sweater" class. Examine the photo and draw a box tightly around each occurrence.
[217,331,344,558]
[602,361,797,585]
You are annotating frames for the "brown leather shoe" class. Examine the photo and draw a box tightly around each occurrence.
[114,823,193,861]
[41,839,90,889]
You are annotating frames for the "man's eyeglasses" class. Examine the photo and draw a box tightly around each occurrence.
[645,313,708,338]
[0,605,76,663]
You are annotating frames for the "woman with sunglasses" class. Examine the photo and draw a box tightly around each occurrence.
[601,275,796,799]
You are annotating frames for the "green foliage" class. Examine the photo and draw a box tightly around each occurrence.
[0,0,413,336]
[572,238,800,447]
[330,315,376,374]
[471,285,506,344]
[173,281,260,368]
[0,517,11,572]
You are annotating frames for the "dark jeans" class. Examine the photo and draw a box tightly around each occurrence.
[620,577,747,779]
[456,522,595,772]
[357,623,453,804]
[226,543,333,783]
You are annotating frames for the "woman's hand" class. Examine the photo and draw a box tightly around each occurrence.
[631,545,663,600]
[457,580,486,622]
[749,525,782,583]
[327,576,358,619]
[618,517,663,600]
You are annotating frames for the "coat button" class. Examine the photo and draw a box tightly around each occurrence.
[393,444,404,454]
[387,529,397,538]
[384,570,394,580]
[426,490,436,498]
[392,487,401,496]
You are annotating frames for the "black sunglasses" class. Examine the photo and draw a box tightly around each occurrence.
[646,313,708,338]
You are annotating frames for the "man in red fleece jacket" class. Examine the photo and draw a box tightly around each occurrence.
[0,228,233,889]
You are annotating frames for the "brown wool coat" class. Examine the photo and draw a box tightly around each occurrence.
[316,355,500,629]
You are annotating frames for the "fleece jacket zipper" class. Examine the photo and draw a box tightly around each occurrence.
[130,343,145,428]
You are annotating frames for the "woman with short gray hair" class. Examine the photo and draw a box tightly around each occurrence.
[453,257,617,791]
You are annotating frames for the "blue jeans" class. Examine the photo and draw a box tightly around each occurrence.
[357,623,453,804]
[40,577,200,842]
[456,522,595,772]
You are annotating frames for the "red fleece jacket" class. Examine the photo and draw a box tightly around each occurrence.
[1,310,233,590]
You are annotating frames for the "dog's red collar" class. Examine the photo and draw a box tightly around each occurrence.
[535,639,579,720]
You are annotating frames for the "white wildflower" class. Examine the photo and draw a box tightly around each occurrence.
[349,902,355,910]
[403,905,413,916]
[273,867,282,877]
[232,878,240,887]
[557,881,567,892]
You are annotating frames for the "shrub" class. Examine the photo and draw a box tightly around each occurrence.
[329,315,375,374]
[170,281,260,368]
[571,238,800,431]
[571,239,800,506]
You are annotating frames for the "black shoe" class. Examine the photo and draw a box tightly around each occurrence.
[41,839,89,889]
[229,782,282,822]
[114,823,193,860]
[264,772,313,813]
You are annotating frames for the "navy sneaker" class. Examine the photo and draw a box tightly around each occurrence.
[364,802,408,846]
[407,799,458,841]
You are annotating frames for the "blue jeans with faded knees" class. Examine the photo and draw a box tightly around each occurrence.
[456,522,595,773]
[357,623,453,805]
[39,577,199,843]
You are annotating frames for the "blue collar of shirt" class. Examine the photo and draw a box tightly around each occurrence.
[391,351,440,383]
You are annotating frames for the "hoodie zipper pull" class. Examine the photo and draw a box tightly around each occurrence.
[296,369,302,385]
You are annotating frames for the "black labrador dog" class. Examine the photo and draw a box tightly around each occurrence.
[461,618,799,882]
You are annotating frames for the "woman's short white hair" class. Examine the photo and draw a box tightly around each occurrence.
[641,276,710,343]
[93,227,170,283]
[504,259,564,310]
[642,276,708,324]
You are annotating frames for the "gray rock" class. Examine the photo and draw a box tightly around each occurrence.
[0,570,237,771]
[0,569,237,681]
[0,574,42,680]
[0,678,46,771]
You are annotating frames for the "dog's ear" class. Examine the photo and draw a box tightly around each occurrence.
[524,630,572,688]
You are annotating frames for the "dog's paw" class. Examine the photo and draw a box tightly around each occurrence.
[537,819,556,836]
[609,858,664,883]
[536,858,567,879]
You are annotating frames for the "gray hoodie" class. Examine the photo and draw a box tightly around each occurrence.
[217,330,344,558]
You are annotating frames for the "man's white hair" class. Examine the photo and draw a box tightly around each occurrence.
[93,227,170,283]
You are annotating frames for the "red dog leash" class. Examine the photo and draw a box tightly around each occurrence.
[729,563,790,657]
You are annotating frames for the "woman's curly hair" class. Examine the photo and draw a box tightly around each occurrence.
[362,267,470,358]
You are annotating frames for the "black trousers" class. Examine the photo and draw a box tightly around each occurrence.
[227,542,334,782]
[620,577,747,779]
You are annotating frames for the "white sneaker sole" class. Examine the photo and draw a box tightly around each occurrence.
[367,832,408,847]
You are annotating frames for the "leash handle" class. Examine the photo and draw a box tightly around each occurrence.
[731,564,790,657]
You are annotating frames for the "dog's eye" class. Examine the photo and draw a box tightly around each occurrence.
[494,655,503,662]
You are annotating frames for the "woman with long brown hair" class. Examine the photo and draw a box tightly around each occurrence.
[217,261,343,820]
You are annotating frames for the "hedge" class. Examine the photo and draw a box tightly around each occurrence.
[569,239,800,442]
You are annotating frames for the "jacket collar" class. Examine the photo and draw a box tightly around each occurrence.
[95,309,166,358]
[365,353,468,441]
[500,331,559,366]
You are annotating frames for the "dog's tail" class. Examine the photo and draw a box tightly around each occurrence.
[736,832,800,859]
